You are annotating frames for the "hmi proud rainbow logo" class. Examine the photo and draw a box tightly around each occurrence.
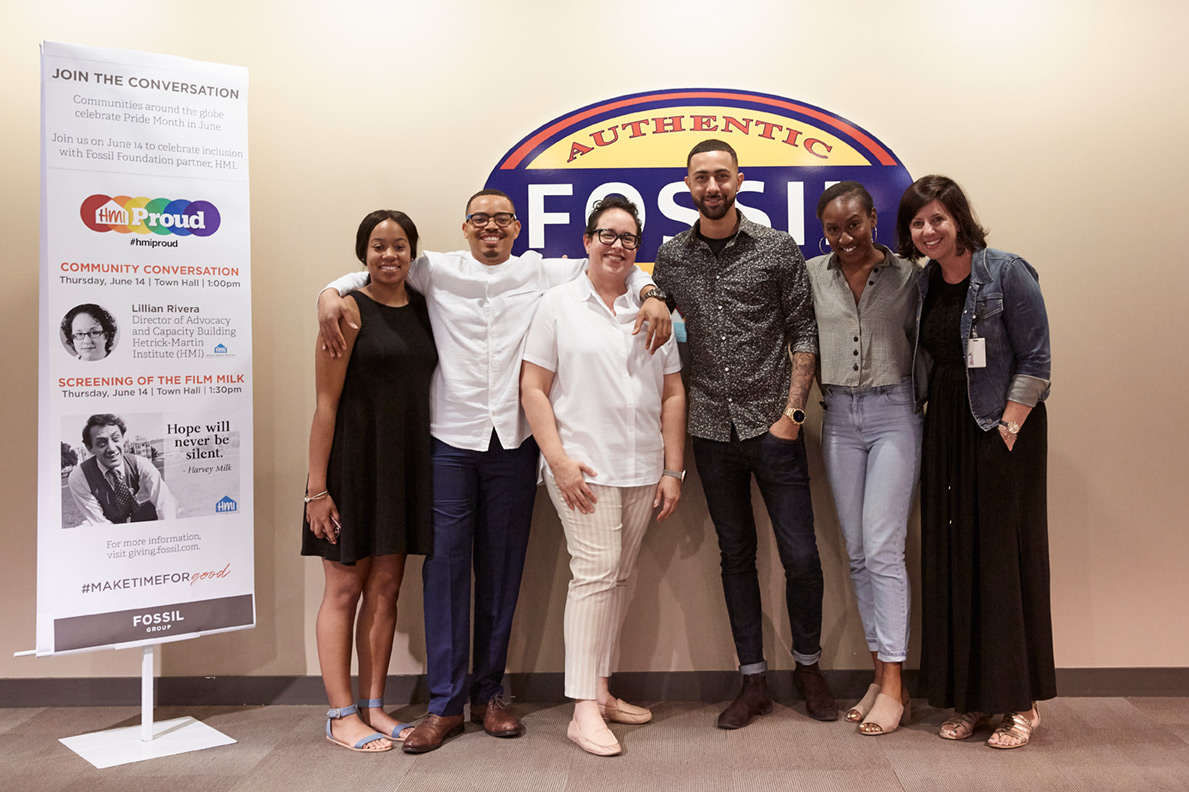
[80,194,221,236]
[485,88,913,265]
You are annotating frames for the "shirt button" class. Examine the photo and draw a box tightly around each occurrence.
[853,350,859,356]
[868,281,874,286]
[854,336,858,342]
[853,364,859,371]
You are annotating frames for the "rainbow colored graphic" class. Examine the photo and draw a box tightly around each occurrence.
[80,194,221,237]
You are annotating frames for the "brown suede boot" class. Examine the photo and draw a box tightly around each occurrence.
[717,673,773,729]
[793,662,839,721]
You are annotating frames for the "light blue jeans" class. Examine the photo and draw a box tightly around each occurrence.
[821,378,922,663]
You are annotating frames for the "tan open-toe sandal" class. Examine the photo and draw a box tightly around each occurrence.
[846,683,881,723]
[858,693,911,736]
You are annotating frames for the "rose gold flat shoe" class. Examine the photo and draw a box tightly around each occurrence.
[567,718,622,756]
[939,710,990,740]
[987,704,1039,749]
[600,698,652,724]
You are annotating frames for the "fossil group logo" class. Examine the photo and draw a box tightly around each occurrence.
[485,88,913,265]
[80,194,221,237]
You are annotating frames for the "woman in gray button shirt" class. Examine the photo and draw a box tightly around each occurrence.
[806,181,922,736]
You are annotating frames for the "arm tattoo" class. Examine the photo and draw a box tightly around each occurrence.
[789,351,816,408]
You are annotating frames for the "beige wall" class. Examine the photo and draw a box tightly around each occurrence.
[3,1,1186,682]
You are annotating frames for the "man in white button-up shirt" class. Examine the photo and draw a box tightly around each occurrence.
[317,190,671,752]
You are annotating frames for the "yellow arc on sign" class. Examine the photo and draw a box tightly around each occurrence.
[529,106,871,169]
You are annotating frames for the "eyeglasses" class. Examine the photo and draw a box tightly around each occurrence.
[593,228,641,250]
[72,330,105,340]
[466,212,517,228]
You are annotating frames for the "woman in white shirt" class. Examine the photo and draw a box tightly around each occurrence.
[521,196,686,757]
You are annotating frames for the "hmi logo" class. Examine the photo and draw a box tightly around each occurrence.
[80,194,221,236]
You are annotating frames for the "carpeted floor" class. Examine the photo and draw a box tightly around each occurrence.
[3,697,1188,791]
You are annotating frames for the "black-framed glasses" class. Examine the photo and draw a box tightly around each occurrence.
[466,212,516,228]
[594,228,641,250]
[72,329,106,340]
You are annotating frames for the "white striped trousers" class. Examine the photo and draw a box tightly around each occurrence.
[545,477,655,701]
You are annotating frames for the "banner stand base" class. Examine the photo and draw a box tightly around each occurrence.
[59,645,236,769]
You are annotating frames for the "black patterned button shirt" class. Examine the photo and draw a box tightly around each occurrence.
[653,211,817,442]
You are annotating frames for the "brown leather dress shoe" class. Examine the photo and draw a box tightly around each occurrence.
[717,672,774,729]
[470,697,524,738]
[793,662,839,721]
[401,713,465,753]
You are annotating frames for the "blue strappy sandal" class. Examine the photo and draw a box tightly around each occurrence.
[357,698,417,742]
[325,704,392,752]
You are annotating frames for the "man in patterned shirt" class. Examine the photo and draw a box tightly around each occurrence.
[652,139,837,728]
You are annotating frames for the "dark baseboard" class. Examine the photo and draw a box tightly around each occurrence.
[1,668,1185,707]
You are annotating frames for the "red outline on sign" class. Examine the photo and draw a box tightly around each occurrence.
[498,90,897,170]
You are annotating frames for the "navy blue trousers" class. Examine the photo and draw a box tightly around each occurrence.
[422,432,539,716]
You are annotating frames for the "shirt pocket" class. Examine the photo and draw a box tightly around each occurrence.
[972,292,1004,343]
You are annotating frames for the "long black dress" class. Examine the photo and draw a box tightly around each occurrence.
[302,289,437,564]
[918,270,1056,713]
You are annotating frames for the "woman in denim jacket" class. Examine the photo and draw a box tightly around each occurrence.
[897,175,1055,749]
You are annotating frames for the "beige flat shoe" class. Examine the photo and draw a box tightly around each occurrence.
[567,718,622,756]
[846,683,881,723]
[987,705,1039,749]
[600,698,652,724]
[939,710,990,740]
[858,693,911,736]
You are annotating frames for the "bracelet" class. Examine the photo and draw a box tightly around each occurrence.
[663,468,685,482]
[304,490,329,504]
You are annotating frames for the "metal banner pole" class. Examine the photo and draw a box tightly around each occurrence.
[141,645,154,742]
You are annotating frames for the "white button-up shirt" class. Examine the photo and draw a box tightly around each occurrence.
[522,275,681,487]
[329,250,654,452]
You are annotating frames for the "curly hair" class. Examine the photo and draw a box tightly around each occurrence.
[61,304,118,356]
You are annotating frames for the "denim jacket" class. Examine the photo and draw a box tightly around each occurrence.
[913,248,1051,431]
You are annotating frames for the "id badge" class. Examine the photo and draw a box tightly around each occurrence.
[966,337,986,369]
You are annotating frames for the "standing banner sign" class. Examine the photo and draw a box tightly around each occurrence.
[37,42,254,655]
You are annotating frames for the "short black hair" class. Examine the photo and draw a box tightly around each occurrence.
[686,139,738,168]
[584,195,643,237]
[354,210,419,264]
[465,188,516,216]
[82,414,126,449]
[895,175,988,261]
[816,181,875,221]
[61,304,118,355]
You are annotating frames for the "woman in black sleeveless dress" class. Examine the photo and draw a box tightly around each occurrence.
[302,210,436,752]
[897,177,1055,749]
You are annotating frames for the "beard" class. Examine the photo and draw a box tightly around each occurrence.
[694,193,734,221]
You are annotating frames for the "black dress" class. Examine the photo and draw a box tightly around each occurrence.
[302,289,437,564]
[918,270,1056,713]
